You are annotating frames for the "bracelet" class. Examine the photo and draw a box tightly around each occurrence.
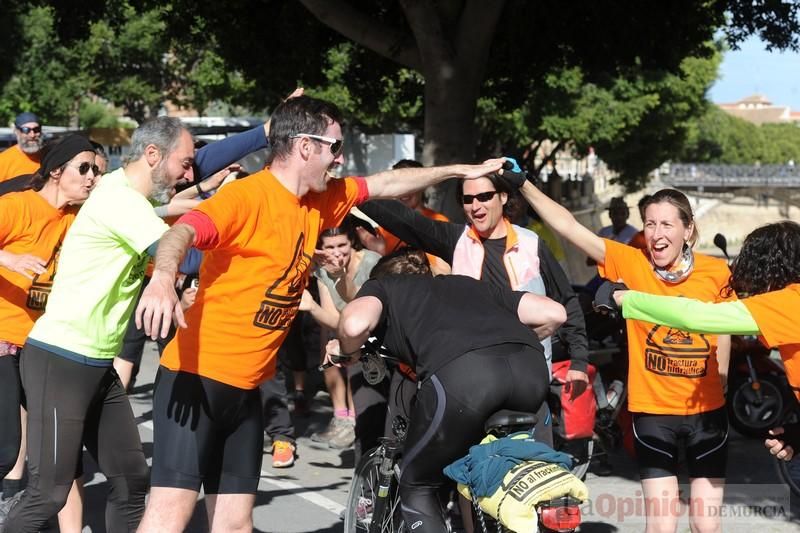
[195,182,210,200]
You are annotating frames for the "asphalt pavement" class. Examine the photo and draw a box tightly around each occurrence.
[67,342,800,532]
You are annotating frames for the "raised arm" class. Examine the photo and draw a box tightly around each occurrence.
[194,126,267,181]
[365,158,505,199]
[135,223,195,339]
[519,180,606,263]
[193,88,303,180]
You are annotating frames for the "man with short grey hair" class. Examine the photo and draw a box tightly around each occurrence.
[0,112,44,183]
[3,116,195,533]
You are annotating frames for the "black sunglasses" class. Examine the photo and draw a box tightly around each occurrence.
[461,190,498,204]
[17,125,42,134]
[74,162,100,176]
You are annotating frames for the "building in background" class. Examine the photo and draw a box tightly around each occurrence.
[718,94,800,125]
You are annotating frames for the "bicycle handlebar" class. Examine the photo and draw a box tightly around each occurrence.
[317,338,395,371]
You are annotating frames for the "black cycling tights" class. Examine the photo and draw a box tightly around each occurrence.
[0,354,22,479]
[4,344,149,533]
[398,345,549,533]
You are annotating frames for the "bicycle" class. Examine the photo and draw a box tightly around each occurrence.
[339,343,583,533]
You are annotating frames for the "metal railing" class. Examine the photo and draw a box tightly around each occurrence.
[665,164,800,189]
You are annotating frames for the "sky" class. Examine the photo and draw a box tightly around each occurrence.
[709,36,800,109]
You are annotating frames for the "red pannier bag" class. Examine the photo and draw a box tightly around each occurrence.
[550,361,597,439]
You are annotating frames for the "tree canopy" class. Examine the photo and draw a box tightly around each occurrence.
[681,105,800,165]
[1,0,798,203]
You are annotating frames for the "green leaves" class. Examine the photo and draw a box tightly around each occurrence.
[0,1,257,125]
[681,106,800,165]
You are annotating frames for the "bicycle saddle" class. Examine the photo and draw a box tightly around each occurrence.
[484,409,538,435]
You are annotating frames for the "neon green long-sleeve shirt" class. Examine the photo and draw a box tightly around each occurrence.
[622,291,760,335]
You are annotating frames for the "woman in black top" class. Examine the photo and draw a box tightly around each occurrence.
[327,248,565,533]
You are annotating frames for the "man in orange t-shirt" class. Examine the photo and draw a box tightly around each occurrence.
[134,95,504,532]
[0,112,43,183]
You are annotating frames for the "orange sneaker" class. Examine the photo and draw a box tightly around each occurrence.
[272,441,296,468]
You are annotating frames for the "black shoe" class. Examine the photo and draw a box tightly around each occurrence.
[590,455,613,477]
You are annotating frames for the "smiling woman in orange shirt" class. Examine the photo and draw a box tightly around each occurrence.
[614,221,800,463]
[519,182,732,533]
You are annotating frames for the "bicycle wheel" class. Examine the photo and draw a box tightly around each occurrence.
[776,455,800,498]
[344,446,406,533]
[727,375,786,437]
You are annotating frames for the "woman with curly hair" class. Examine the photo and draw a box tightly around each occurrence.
[614,221,800,461]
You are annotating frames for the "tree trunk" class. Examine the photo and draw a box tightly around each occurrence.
[421,65,482,221]
[297,0,506,220]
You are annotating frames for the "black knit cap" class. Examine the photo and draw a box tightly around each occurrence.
[37,134,95,179]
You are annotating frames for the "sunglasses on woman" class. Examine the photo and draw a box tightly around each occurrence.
[290,133,344,156]
[72,162,101,176]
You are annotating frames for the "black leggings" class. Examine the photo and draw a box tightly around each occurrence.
[0,353,22,479]
[398,345,549,533]
[5,344,149,533]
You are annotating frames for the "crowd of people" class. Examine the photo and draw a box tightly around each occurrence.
[0,92,799,533]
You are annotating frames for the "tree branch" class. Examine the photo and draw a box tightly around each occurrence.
[297,0,422,70]
[533,139,566,177]
[455,0,506,77]
[399,0,454,70]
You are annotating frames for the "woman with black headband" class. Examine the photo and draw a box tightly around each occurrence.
[519,184,732,533]
[0,134,99,531]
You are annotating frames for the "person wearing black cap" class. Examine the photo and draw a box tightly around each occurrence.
[0,134,99,531]
[0,112,44,183]
[3,117,196,533]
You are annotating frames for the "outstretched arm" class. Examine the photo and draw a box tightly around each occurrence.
[365,159,505,199]
[618,291,761,335]
[358,200,461,263]
[519,180,606,263]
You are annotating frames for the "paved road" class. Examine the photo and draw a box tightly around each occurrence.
[69,342,800,532]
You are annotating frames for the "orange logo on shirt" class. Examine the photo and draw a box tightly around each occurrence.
[253,234,311,331]
[644,325,711,378]
[26,243,61,310]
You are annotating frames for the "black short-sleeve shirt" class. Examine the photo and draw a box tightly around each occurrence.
[356,274,543,380]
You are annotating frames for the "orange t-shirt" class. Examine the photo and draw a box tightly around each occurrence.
[599,239,732,415]
[160,170,367,389]
[0,190,76,345]
[0,145,40,183]
[741,284,800,401]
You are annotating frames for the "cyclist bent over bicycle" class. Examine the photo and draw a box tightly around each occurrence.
[327,248,565,533]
